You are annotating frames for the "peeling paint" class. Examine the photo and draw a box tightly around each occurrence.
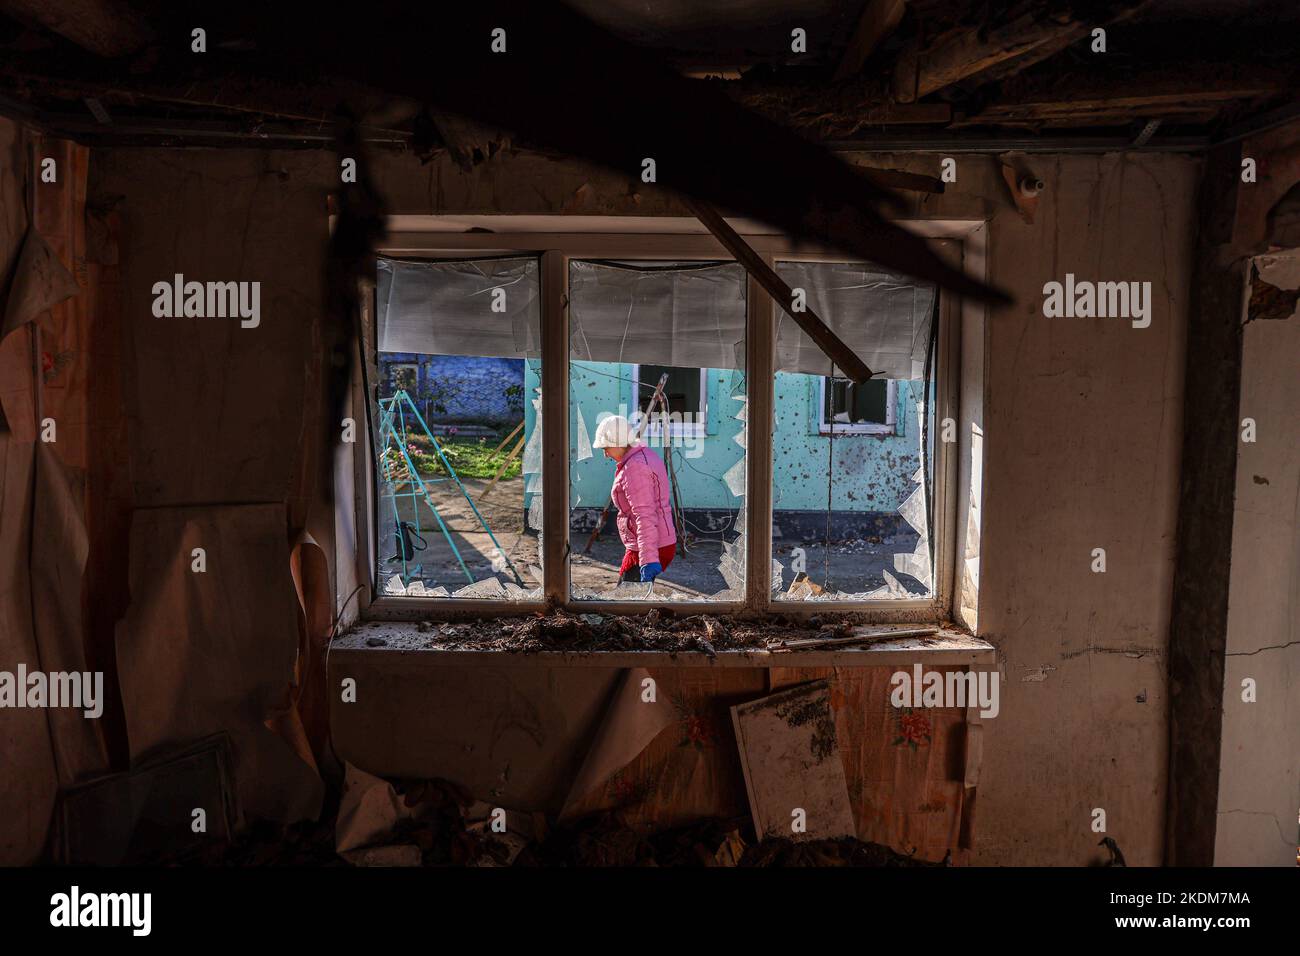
[1021,665,1056,682]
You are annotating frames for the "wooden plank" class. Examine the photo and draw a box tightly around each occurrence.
[490,418,524,456]
[833,0,908,83]
[744,271,775,609]
[726,81,952,135]
[771,626,939,652]
[858,166,945,194]
[475,433,524,503]
[685,198,874,385]
[893,13,1081,103]
[731,680,856,840]
[892,1,1145,102]
[0,0,151,58]
[966,91,1277,125]
[540,250,570,605]
[1164,141,1247,866]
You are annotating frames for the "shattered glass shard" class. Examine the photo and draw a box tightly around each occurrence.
[723,457,746,498]
[576,405,593,461]
[864,569,909,600]
[522,397,543,475]
[452,577,508,599]
[503,581,531,600]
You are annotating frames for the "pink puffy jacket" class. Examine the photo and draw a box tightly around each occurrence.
[611,445,677,558]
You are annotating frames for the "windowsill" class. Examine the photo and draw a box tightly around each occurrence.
[815,427,898,437]
[331,621,995,668]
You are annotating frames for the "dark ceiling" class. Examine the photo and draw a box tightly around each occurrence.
[0,0,1296,153]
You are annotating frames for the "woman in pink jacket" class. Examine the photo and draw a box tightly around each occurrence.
[593,415,677,583]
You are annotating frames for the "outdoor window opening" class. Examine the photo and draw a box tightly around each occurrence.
[367,245,945,611]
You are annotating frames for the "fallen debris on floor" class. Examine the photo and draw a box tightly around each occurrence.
[156,785,950,867]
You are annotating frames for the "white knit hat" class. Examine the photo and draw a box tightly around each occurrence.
[592,414,639,449]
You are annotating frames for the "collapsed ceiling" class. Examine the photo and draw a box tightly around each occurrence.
[2,0,1300,154]
[0,0,1297,154]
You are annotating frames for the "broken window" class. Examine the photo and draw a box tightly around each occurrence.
[771,260,937,602]
[634,364,707,437]
[364,231,955,615]
[818,376,897,435]
[371,255,544,600]
[567,260,747,602]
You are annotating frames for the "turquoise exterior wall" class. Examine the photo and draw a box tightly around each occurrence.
[523,361,923,516]
[771,373,921,514]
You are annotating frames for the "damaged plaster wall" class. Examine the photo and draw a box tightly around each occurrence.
[1214,120,1300,867]
[1216,264,1299,865]
[831,149,1195,865]
[89,144,1198,864]
[0,118,59,865]
[89,149,340,828]
[955,153,1196,866]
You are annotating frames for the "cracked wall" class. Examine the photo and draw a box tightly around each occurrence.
[963,153,1197,866]
[1215,127,1300,865]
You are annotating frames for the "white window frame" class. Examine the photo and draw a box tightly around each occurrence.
[816,376,898,436]
[349,216,983,625]
[630,363,709,439]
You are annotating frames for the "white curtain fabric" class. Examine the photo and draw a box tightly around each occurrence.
[569,260,747,369]
[775,261,936,380]
[377,256,541,357]
[377,256,935,379]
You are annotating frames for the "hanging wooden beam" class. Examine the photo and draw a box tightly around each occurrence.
[833,0,908,83]
[0,0,152,58]
[892,1,1146,103]
[856,166,944,194]
[685,198,873,385]
[1164,141,1247,867]
[1,1,1010,306]
[956,63,1288,127]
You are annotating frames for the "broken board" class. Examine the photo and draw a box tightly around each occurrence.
[730,679,856,841]
[53,733,238,864]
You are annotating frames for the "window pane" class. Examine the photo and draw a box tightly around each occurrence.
[827,377,888,425]
[772,261,937,602]
[639,363,703,420]
[373,256,544,600]
[568,260,747,602]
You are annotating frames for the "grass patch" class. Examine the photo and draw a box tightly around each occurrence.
[403,433,522,481]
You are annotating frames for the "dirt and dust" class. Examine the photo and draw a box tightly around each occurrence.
[360,609,882,655]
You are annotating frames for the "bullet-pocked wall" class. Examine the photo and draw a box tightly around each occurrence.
[88,145,1200,865]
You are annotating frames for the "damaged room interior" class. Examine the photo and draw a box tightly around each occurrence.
[1,0,1298,888]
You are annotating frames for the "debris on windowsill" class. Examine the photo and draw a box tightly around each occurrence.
[768,626,940,653]
[338,613,973,656]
